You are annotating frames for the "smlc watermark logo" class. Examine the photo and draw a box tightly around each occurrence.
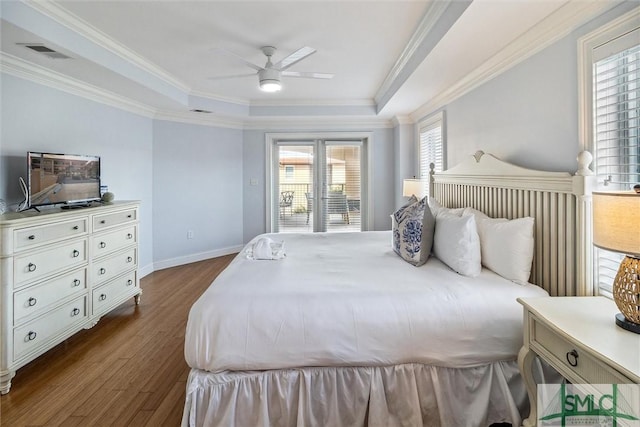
[538,384,640,426]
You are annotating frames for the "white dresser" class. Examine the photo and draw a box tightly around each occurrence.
[517,297,640,427]
[0,201,141,394]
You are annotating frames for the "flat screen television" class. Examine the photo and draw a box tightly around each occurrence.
[27,152,101,208]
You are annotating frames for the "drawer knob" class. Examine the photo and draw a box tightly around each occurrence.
[71,308,80,316]
[127,233,133,239]
[100,220,106,224]
[127,279,133,286]
[99,294,107,301]
[73,225,79,230]
[99,268,106,275]
[566,349,579,367]
[73,279,81,287]
[126,256,133,263]
[127,214,132,218]
[72,249,80,258]
[26,331,37,342]
[28,235,36,240]
[27,263,37,272]
[28,297,37,307]
[100,242,106,249]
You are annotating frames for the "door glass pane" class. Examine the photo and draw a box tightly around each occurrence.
[324,144,361,232]
[277,145,314,233]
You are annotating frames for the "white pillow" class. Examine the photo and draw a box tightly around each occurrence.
[428,197,465,217]
[477,217,534,284]
[433,212,481,277]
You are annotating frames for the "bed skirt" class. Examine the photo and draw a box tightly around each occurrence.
[181,361,530,427]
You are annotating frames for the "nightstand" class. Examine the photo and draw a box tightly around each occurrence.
[517,297,640,427]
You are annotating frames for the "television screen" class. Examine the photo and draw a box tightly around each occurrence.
[28,152,101,207]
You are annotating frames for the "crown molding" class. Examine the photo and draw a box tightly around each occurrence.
[2,53,395,131]
[154,110,244,129]
[23,0,191,94]
[391,116,413,126]
[1,52,156,118]
[250,98,376,107]
[374,0,451,107]
[410,0,619,122]
[244,116,393,131]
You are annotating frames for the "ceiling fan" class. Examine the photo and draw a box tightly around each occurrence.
[211,46,334,92]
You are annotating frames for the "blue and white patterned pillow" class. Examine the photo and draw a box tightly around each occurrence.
[393,197,435,266]
[391,195,418,252]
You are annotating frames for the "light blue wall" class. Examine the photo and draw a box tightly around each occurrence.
[0,74,154,270]
[242,127,396,243]
[152,120,244,263]
[393,123,415,209]
[442,2,638,172]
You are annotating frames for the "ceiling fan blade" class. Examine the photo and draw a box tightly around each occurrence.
[211,48,263,71]
[274,47,316,71]
[281,71,334,79]
[207,72,257,80]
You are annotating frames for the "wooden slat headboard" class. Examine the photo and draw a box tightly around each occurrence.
[430,151,596,297]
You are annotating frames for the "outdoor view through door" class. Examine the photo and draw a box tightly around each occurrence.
[274,140,364,233]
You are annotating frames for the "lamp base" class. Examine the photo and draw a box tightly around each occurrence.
[615,312,640,334]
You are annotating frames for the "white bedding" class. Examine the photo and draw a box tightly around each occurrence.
[185,231,548,373]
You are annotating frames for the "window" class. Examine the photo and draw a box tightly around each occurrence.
[284,165,295,180]
[418,111,445,197]
[580,10,639,296]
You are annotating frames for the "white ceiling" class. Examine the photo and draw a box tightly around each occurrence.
[0,0,617,122]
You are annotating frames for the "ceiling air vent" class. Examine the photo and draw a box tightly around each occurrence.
[18,44,71,59]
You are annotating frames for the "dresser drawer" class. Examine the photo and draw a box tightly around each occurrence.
[13,296,87,360]
[92,271,137,315]
[531,317,632,384]
[14,268,87,324]
[93,209,137,231]
[92,225,136,258]
[92,247,136,286]
[14,218,87,251]
[14,239,87,287]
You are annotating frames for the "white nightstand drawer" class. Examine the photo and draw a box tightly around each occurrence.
[92,225,136,258]
[531,317,632,384]
[92,247,136,285]
[13,296,87,360]
[93,209,136,231]
[14,239,87,286]
[92,271,137,315]
[14,268,87,324]
[15,218,87,251]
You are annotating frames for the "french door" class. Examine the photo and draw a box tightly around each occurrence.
[269,137,368,233]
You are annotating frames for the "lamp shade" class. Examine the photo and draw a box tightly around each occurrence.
[402,179,427,198]
[592,191,640,257]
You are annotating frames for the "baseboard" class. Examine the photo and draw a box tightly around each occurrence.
[148,245,244,275]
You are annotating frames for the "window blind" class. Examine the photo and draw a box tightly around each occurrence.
[592,34,639,296]
[418,112,444,196]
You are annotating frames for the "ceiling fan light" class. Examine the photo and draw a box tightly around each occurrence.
[258,67,282,92]
[260,80,282,92]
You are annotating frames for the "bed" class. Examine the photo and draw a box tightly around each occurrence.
[182,151,595,427]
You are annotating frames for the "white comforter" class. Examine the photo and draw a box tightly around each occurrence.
[185,231,547,372]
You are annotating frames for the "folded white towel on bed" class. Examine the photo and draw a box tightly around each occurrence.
[246,237,286,260]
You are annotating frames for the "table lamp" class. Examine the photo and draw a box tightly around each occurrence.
[592,190,640,334]
[402,179,427,198]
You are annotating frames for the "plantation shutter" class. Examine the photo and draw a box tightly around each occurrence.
[592,29,640,296]
[418,112,444,196]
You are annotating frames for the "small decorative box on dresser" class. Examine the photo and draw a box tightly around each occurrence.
[0,201,141,394]
[517,297,640,427]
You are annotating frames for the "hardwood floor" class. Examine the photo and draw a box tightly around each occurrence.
[0,254,235,427]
